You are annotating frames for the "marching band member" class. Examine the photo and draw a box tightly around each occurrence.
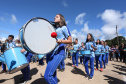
[0,35,16,74]
[20,49,33,84]
[44,14,72,84]
[80,42,85,65]
[84,33,97,80]
[71,38,80,68]
[95,39,103,71]
[101,41,106,69]
[105,42,109,65]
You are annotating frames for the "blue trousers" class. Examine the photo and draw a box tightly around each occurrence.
[21,54,32,81]
[2,62,6,71]
[80,56,85,64]
[72,52,79,66]
[31,55,37,62]
[105,53,109,64]
[39,58,44,65]
[44,53,64,84]
[84,57,94,78]
[102,54,106,68]
[95,55,102,69]
[59,56,65,69]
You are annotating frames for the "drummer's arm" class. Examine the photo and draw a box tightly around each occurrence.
[91,45,97,50]
[57,36,72,44]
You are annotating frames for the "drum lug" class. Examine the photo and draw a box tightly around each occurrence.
[33,17,38,22]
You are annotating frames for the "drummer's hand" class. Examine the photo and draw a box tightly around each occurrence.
[91,45,94,48]
[21,49,26,53]
[56,39,62,44]
[93,49,95,51]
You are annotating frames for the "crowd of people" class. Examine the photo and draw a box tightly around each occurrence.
[0,14,126,84]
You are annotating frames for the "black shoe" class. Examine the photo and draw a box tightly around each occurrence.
[104,66,106,69]
[88,77,93,80]
[61,69,65,72]
[0,70,7,74]
[19,79,28,84]
[85,74,89,79]
[19,76,24,80]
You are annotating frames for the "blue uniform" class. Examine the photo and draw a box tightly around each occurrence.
[2,41,16,71]
[44,26,71,84]
[102,45,106,68]
[105,45,109,64]
[95,44,102,69]
[80,46,85,64]
[84,41,96,78]
[21,51,33,81]
[72,43,80,67]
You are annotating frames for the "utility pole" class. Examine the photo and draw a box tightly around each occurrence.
[116,25,119,46]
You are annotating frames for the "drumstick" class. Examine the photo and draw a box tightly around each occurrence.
[48,26,58,41]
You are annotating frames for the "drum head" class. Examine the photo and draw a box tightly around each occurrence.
[23,17,56,54]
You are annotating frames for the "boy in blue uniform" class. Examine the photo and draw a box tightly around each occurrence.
[105,42,109,65]
[0,35,16,74]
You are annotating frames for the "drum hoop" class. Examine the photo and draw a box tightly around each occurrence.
[23,17,56,54]
[4,46,22,53]
[19,28,24,49]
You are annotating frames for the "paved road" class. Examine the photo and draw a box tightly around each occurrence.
[0,58,126,84]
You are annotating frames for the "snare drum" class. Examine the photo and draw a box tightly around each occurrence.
[80,50,85,55]
[95,52,102,55]
[0,54,5,64]
[70,50,77,53]
[84,50,91,55]
[4,47,29,74]
[19,17,57,55]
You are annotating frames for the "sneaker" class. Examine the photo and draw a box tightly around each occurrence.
[19,80,28,84]
[72,65,75,67]
[101,68,103,72]
[0,70,7,74]
[95,68,98,71]
[88,77,93,80]
[85,74,89,79]
[104,66,106,69]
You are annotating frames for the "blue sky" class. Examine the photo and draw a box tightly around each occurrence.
[0,0,126,43]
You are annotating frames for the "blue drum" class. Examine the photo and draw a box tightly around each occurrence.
[84,50,91,55]
[79,54,83,57]
[19,17,57,55]
[80,50,85,55]
[19,28,31,53]
[0,54,5,64]
[4,47,29,74]
[70,50,77,53]
[37,54,45,60]
[95,52,102,55]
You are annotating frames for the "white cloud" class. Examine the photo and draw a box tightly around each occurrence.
[0,37,6,41]
[0,17,5,21]
[71,29,86,43]
[10,14,18,24]
[62,1,68,7]
[75,13,86,25]
[98,9,126,40]
[81,22,102,39]
[66,21,69,24]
